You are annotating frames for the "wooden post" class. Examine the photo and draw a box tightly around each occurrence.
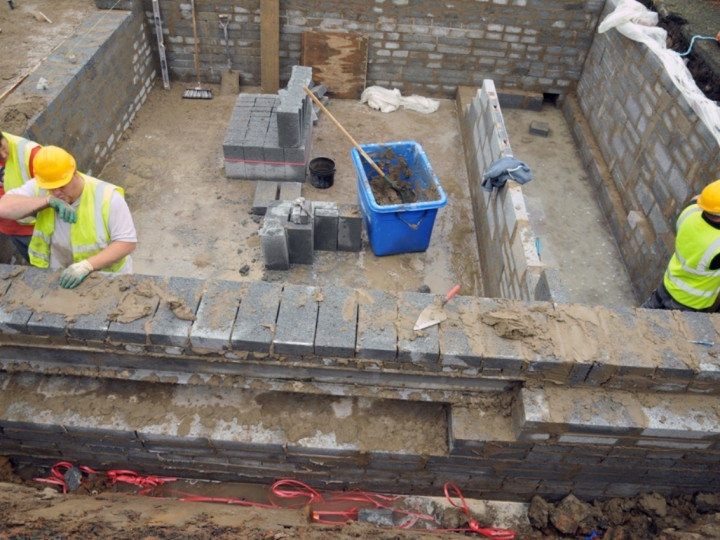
[260,0,279,93]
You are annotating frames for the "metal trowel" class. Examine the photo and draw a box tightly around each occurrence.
[414,285,460,331]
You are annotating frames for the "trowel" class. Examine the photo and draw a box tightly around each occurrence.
[414,285,460,331]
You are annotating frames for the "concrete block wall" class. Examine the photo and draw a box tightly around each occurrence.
[20,9,154,176]
[109,0,605,98]
[462,80,560,302]
[567,0,720,301]
[1,264,720,500]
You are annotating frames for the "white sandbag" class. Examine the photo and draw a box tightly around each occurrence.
[598,0,720,146]
[360,86,402,113]
[360,85,440,114]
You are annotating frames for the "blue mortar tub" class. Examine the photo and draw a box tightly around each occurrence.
[352,141,447,256]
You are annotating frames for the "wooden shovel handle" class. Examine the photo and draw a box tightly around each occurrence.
[302,86,387,179]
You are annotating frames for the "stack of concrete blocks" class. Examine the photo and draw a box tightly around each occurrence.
[260,200,363,270]
[223,66,314,183]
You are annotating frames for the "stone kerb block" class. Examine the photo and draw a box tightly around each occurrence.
[108,275,165,346]
[398,292,440,365]
[337,204,363,252]
[0,266,55,335]
[315,286,357,358]
[313,202,339,251]
[356,289,397,361]
[189,279,242,352]
[146,276,204,350]
[273,284,319,356]
[231,282,283,354]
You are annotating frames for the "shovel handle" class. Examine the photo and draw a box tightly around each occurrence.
[302,86,388,180]
[444,285,461,303]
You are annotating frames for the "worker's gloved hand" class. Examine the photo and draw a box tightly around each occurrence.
[47,195,77,224]
[59,259,93,289]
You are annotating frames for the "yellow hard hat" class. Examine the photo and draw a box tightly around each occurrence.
[697,180,720,215]
[34,145,76,190]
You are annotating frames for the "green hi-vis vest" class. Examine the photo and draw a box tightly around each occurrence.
[664,205,720,310]
[28,174,128,273]
[2,132,40,225]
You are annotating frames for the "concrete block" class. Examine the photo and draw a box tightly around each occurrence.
[0,267,53,335]
[20,271,68,337]
[146,276,203,348]
[252,181,279,215]
[66,274,128,341]
[260,222,290,270]
[315,286,357,357]
[277,110,301,148]
[398,292,439,364]
[286,220,314,265]
[266,200,293,221]
[273,284,319,355]
[337,203,363,252]
[439,296,482,367]
[231,281,282,353]
[529,120,550,137]
[108,275,163,345]
[189,279,242,351]
[279,182,302,201]
[313,202,338,251]
[356,289,397,361]
[224,159,247,179]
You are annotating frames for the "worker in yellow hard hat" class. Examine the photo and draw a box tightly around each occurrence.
[0,129,42,262]
[642,178,720,311]
[0,145,137,289]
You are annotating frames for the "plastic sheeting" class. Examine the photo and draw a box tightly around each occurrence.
[598,0,720,146]
[360,86,440,114]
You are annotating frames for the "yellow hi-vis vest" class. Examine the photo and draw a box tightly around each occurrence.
[2,132,40,225]
[28,174,128,273]
[664,204,720,310]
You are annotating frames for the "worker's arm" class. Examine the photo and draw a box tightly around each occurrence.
[0,193,76,223]
[59,240,136,289]
[0,193,49,220]
[86,240,136,272]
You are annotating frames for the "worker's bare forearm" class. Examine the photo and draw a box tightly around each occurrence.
[0,194,48,220]
[85,241,137,272]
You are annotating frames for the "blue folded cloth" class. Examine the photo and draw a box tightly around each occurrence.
[481,156,533,192]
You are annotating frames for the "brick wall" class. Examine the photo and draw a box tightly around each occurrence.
[19,9,154,176]
[1,264,720,501]
[116,0,604,98]
[567,0,720,300]
[461,80,565,302]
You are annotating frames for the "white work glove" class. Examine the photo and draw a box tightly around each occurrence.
[47,195,78,224]
[59,259,93,289]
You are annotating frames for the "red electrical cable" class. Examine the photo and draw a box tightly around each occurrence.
[444,483,516,539]
[34,461,97,494]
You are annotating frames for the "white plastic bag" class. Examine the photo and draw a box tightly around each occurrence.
[598,0,720,146]
[360,86,440,114]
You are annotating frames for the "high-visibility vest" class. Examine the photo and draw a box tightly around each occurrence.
[664,205,720,310]
[2,132,40,225]
[28,174,128,273]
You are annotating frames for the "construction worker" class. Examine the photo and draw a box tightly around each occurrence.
[0,145,137,289]
[641,179,720,311]
[0,130,42,262]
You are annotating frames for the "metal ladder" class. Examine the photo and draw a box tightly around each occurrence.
[152,0,170,90]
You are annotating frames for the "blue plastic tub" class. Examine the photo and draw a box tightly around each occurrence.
[352,141,447,256]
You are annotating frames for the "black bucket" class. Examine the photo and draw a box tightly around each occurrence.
[309,157,335,189]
